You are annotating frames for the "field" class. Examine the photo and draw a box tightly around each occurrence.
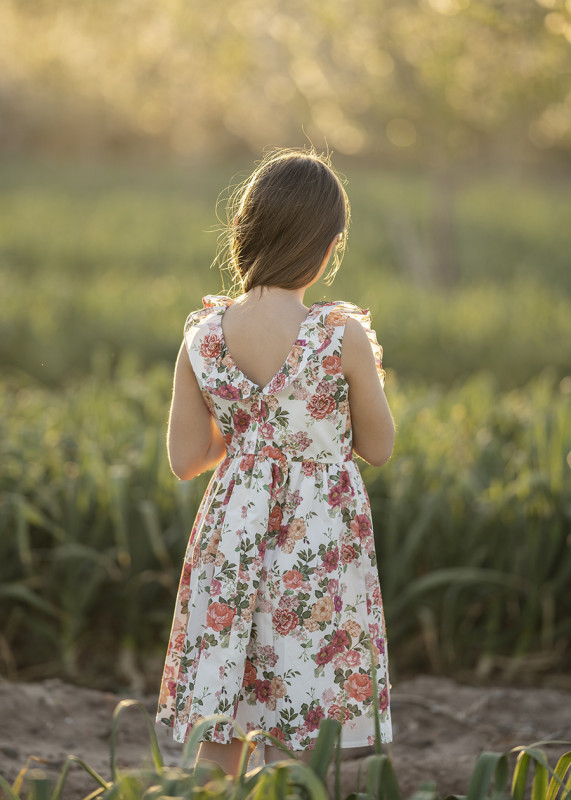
[1,157,570,691]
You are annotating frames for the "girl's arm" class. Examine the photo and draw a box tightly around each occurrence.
[342,317,395,467]
[167,340,227,480]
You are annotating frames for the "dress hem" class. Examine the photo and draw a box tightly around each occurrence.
[155,716,392,750]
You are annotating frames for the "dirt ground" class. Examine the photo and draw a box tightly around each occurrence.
[1,675,570,799]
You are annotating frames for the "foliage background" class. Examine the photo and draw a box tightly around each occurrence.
[0,0,570,692]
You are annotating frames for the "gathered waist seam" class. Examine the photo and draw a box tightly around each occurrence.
[220,449,354,467]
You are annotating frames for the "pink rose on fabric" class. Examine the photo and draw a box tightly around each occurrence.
[378,687,389,710]
[340,650,362,668]
[233,409,251,433]
[216,383,240,400]
[351,514,372,539]
[200,334,222,359]
[304,705,325,731]
[331,630,350,653]
[210,579,222,596]
[302,460,315,477]
[339,470,353,494]
[268,372,287,393]
[240,454,255,471]
[327,704,351,722]
[316,379,333,396]
[340,544,357,564]
[253,679,272,702]
[273,607,299,635]
[182,561,192,585]
[328,484,343,507]
[322,548,339,572]
[277,525,290,548]
[259,422,275,439]
[315,645,336,666]
[307,394,335,420]
[327,579,339,596]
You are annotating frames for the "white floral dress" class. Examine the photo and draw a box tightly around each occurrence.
[156,295,392,751]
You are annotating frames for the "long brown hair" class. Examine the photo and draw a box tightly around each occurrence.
[218,148,350,294]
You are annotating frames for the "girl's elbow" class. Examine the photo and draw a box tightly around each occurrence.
[358,428,395,467]
[168,450,201,481]
[367,445,393,467]
[169,460,194,481]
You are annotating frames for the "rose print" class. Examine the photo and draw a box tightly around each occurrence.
[242,661,257,686]
[340,544,357,564]
[253,679,272,702]
[215,383,240,400]
[307,394,336,420]
[273,607,299,635]
[206,601,235,632]
[344,673,373,703]
[304,706,325,731]
[200,334,222,359]
[268,504,283,531]
[259,422,275,439]
[322,548,339,572]
[312,595,334,623]
[233,409,251,433]
[283,569,304,590]
[323,354,343,375]
[351,514,372,539]
[327,704,351,722]
[157,298,391,751]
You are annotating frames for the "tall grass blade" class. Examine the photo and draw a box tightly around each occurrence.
[28,771,51,800]
[110,700,164,782]
[547,753,571,800]
[408,782,439,800]
[0,774,20,800]
[365,754,402,800]
[180,713,240,769]
[308,718,341,781]
[52,755,110,800]
[465,752,508,800]
[533,763,549,800]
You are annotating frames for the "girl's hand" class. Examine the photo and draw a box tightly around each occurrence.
[167,340,227,480]
[342,317,395,466]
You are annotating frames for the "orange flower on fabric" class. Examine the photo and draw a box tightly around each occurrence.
[344,673,373,703]
[206,602,235,632]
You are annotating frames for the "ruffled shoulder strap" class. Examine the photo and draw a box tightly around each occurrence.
[182,295,234,377]
[183,294,233,334]
[318,300,386,387]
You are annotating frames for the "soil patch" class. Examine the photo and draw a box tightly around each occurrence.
[0,675,570,798]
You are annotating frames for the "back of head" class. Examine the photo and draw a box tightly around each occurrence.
[225,149,350,293]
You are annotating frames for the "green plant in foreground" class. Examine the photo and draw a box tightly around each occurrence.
[0,699,570,800]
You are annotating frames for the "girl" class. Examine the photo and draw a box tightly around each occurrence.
[155,148,395,775]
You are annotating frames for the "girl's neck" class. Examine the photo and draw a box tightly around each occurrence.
[239,285,308,308]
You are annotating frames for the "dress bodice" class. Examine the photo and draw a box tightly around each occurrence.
[183,295,385,465]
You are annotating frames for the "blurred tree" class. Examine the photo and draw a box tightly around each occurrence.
[1,0,570,282]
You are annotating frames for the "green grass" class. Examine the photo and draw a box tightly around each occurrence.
[1,156,570,685]
[1,158,570,390]
[1,357,569,684]
[1,699,570,800]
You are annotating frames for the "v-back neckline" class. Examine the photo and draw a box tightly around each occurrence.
[217,301,321,394]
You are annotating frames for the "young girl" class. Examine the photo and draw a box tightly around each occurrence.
[155,148,395,775]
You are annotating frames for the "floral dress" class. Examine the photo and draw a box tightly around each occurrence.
[155,295,392,751]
